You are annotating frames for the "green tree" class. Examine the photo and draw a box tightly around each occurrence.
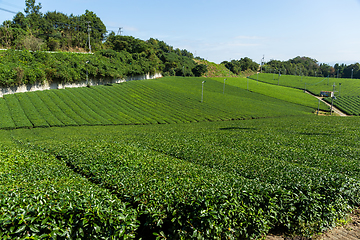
[80,10,107,47]
[24,0,42,15]
[12,12,27,29]
[192,64,207,77]
[24,0,43,30]
[221,57,259,74]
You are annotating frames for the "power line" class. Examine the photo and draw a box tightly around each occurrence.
[1,0,23,10]
[0,7,18,14]
[52,21,107,32]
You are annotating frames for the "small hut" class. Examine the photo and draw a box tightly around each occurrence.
[320,91,334,97]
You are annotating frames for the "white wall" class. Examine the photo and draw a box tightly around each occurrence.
[0,73,162,98]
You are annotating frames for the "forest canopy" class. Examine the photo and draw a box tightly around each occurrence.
[0,0,212,86]
[263,56,360,79]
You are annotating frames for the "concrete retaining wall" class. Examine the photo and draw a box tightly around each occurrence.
[0,72,162,98]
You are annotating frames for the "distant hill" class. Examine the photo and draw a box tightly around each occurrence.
[194,59,255,78]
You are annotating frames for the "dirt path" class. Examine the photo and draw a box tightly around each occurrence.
[266,210,360,240]
[265,210,360,240]
[305,91,347,117]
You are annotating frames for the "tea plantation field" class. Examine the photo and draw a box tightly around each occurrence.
[0,77,318,130]
[211,77,329,111]
[249,73,358,97]
[1,115,360,239]
[250,73,360,116]
[0,76,357,239]
[323,96,360,116]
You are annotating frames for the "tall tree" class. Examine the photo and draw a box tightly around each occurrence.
[24,0,43,30]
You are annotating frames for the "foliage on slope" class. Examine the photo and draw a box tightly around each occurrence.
[194,59,255,78]
[4,115,360,239]
[249,73,359,97]
[0,77,313,130]
[0,131,138,239]
[0,49,160,87]
[211,76,330,112]
[250,73,360,114]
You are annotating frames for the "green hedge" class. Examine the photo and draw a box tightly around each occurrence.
[0,98,16,129]
[3,94,33,128]
[0,144,139,239]
[11,115,360,238]
[0,49,160,87]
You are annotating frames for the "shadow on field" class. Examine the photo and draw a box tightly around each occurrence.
[298,132,332,136]
[219,127,256,131]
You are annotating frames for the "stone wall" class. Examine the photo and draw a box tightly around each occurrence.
[0,73,162,98]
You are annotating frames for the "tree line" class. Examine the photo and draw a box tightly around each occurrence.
[0,0,212,86]
[221,57,259,75]
[264,56,360,79]
[0,0,106,52]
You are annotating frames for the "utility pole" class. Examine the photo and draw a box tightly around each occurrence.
[201,81,206,102]
[117,27,123,35]
[330,83,336,115]
[86,21,92,53]
[86,60,90,86]
[260,55,264,73]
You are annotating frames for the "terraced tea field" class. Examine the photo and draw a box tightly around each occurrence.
[211,77,329,111]
[1,76,358,239]
[0,77,316,130]
[2,115,360,239]
[251,73,360,116]
[324,96,360,116]
[250,73,359,97]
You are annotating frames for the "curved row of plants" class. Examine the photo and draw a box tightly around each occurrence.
[0,77,313,130]
[0,140,138,239]
[5,115,360,239]
[323,96,360,116]
[211,77,329,112]
[250,73,358,98]
[250,73,360,115]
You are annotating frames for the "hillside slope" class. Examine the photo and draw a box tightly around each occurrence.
[194,59,255,78]
[211,77,330,112]
[0,77,313,130]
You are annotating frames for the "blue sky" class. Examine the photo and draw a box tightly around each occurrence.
[1,0,360,65]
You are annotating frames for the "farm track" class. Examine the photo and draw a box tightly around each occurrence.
[266,211,360,240]
[305,91,347,116]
